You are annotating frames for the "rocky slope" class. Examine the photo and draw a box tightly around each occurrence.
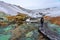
[0,1,42,18]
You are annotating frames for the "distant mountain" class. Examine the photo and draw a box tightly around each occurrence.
[0,1,30,15]
[34,7,60,17]
[0,1,43,18]
[0,1,60,18]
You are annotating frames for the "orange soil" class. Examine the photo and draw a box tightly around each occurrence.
[44,16,60,25]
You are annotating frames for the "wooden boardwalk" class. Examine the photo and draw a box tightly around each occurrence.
[39,22,60,40]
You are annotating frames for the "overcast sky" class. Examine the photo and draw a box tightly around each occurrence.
[0,0,60,9]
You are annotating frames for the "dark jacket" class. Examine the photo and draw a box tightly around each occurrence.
[40,17,44,27]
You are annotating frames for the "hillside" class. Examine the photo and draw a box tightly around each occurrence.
[44,16,60,25]
[0,1,42,18]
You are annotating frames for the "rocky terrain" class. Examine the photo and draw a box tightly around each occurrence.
[0,12,49,40]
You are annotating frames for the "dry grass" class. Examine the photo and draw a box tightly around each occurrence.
[44,16,60,25]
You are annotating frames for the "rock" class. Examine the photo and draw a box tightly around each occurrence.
[26,31,33,37]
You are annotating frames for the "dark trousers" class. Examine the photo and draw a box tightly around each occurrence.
[41,23,43,27]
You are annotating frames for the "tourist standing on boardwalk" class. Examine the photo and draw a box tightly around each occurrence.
[40,16,44,27]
